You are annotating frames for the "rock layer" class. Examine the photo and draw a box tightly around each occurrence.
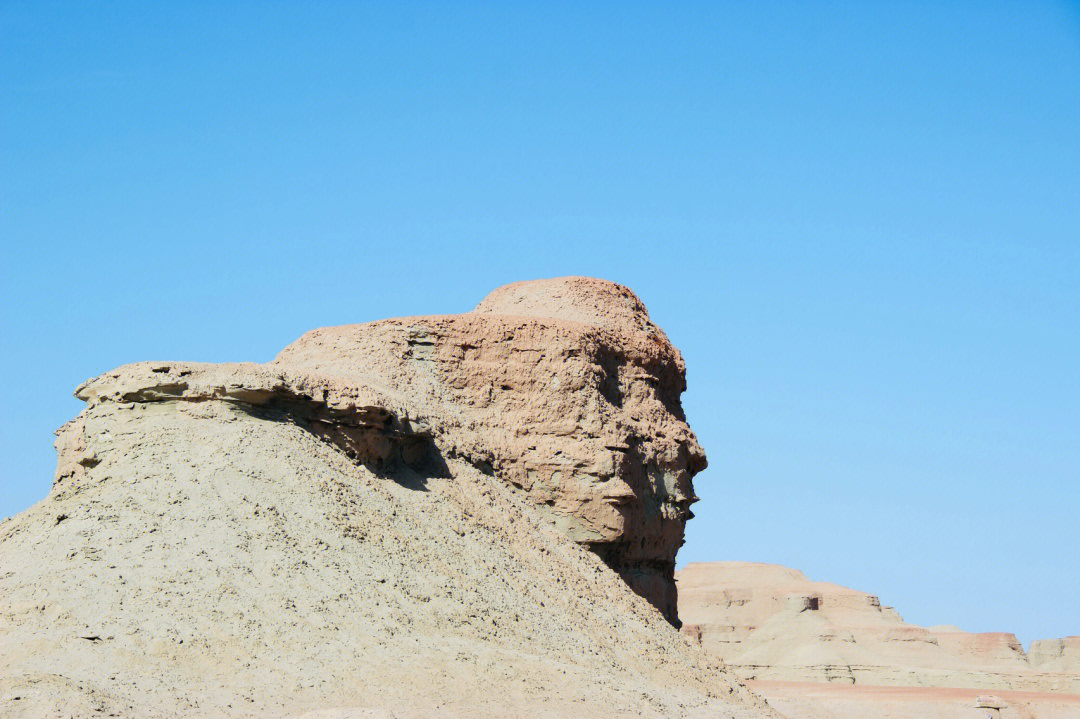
[677,562,1080,694]
[0,278,755,719]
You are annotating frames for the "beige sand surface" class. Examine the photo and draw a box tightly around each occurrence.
[749,681,1080,719]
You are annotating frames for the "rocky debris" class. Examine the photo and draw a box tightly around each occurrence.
[0,279,769,719]
[676,562,1080,695]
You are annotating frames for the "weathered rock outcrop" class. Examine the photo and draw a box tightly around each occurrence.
[1029,637,1080,673]
[1,278,759,719]
[677,562,1080,694]
[60,277,703,622]
[268,277,706,622]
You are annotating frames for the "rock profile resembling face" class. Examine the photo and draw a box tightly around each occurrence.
[69,277,706,623]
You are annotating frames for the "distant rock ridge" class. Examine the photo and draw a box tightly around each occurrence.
[1,278,761,719]
[676,561,1080,693]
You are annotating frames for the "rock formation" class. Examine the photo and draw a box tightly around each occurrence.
[1,279,770,719]
[1030,637,1080,673]
[677,562,1080,694]
[273,276,707,623]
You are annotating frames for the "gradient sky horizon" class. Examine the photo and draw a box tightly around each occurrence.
[3,2,1078,647]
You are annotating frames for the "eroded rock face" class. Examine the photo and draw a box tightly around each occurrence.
[59,277,705,623]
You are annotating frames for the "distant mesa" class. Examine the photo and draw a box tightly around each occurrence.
[676,561,1080,693]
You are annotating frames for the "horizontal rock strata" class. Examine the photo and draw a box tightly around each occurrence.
[676,562,1080,694]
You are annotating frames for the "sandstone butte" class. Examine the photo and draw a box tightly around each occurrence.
[0,278,777,719]
[677,562,1080,719]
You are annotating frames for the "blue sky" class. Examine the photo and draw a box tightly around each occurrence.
[2,2,1078,646]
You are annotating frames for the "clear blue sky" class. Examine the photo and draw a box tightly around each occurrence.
[2,2,1078,646]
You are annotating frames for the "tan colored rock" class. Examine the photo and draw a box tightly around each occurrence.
[676,562,1080,696]
[269,276,705,622]
[974,693,1006,709]
[930,631,1028,669]
[1029,637,1080,672]
[1,279,769,719]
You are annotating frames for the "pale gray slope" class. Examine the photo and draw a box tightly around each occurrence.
[1,398,771,719]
